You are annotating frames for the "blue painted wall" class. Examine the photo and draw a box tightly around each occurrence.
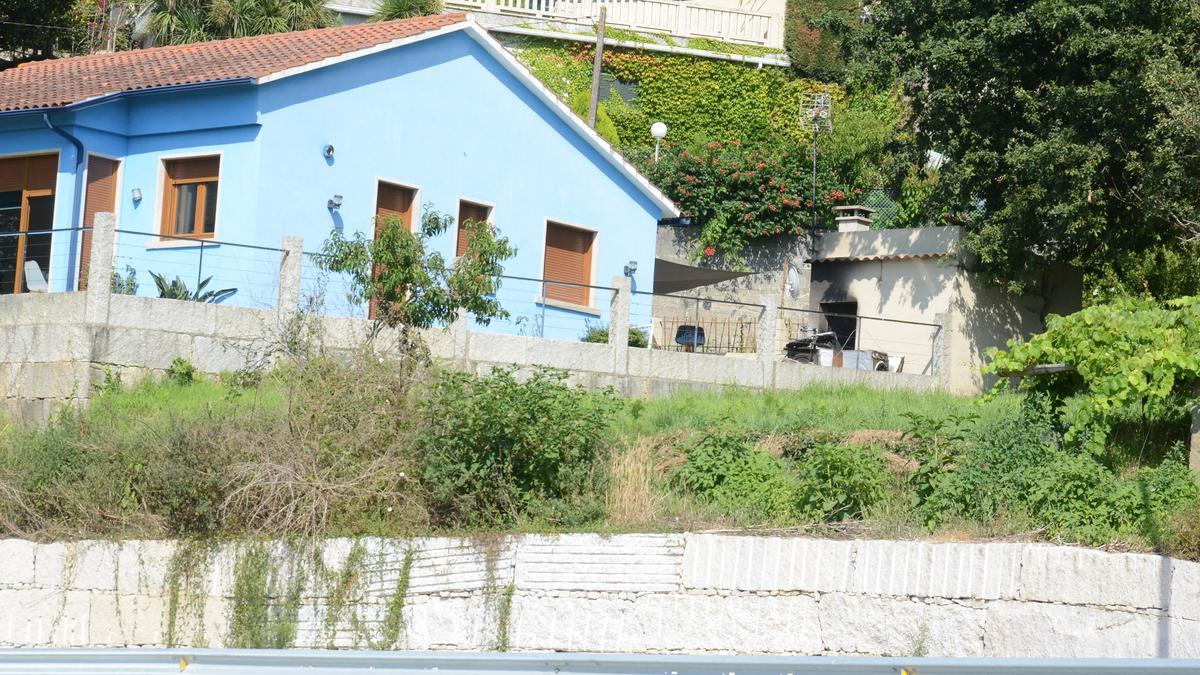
[0,30,660,340]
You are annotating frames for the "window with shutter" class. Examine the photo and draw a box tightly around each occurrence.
[370,182,418,320]
[542,222,594,306]
[0,153,58,295]
[376,182,416,236]
[161,156,219,239]
[456,200,491,257]
[80,156,120,290]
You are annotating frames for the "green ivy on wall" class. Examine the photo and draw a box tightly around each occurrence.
[504,36,911,261]
[504,35,843,151]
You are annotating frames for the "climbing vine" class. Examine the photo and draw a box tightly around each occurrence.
[505,36,911,261]
[985,296,1200,455]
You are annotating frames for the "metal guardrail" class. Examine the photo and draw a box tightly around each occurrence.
[0,650,1198,674]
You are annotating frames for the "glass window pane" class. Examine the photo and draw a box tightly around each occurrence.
[23,195,54,292]
[202,181,217,234]
[0,191,19,294]
[174,183,198,235]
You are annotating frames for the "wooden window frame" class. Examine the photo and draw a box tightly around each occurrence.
[0,152,59,295]
[540,219,598,310]
[374,179,420,233]
[160,155,220,241]
[455,198,494,258]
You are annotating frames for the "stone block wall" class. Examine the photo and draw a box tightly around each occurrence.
[1,534,1196,657]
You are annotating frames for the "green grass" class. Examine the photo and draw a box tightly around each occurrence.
[625,385,1016,437]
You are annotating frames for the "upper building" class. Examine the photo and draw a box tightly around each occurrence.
[0,14,676,338]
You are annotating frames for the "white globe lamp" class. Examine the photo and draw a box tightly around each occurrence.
[651,121,668,162]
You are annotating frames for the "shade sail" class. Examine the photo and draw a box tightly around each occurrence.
[652,258,753,294]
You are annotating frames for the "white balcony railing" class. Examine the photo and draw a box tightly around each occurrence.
[447,0,783,47]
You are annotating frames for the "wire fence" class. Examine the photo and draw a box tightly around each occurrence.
[631,289,763,354]
[779,305,941,375]
[487,274,618,343]
[112,229,284,310]
[7,227,942,376]
[0,227,87,294]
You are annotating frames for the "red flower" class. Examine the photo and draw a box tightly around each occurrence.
[704,246,716,257]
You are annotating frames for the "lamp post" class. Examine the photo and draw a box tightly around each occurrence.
[651,121,668,162]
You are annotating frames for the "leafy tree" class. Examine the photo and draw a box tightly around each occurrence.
[147,0,335,45]
[0,0,77,68]
[373,0,443,22]
[855,0,1200,294]
[317,208,516,330]
[784,0,860,79]
[985,296,1200,455]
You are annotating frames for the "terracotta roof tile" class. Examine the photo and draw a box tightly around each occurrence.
[0,13,467,113]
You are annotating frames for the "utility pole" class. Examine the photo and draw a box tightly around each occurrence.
[587,6,607,129]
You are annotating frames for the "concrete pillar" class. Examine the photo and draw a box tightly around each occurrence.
[757,293,778,387]
[84,212,115,325]
[609,276,631,374]
[277,236,303,316]
[451,311,470,362]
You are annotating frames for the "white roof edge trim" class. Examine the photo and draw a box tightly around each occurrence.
[462,21,679,218]
[250,17,677,217]
[254,21,472,85]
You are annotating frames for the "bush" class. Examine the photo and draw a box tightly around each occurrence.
[416,367,621,527]
[793,443,889,521]
[677,429,797,522]
[579,320,649,348]
[784,0,858,78]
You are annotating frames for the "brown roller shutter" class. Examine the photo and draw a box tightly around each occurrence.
[0,153,59,193]
[25,154,58,191]
[543,222,593,306]
[79,156,120,290]
[456,200,491,257]
[370,182,417,319]
[375,182,415,237]
[166,156,219,181]
[0,157,24,193]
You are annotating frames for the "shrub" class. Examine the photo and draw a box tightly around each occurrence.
[792,443,889,521]
[676,429,797,522]
[415,367,620,527]
[167,357,197,385]
[784,0,858,78]
[579,320,649,347]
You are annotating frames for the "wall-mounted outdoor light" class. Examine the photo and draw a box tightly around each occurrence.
[323,144,335,159]
[624,260,638,277]
[327,194,343,210]
[131,187,142,202]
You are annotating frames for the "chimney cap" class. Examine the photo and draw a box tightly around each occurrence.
[834,204,874,232]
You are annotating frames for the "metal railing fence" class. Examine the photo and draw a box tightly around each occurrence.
[779,304,942,375]
[0,649,1196,674]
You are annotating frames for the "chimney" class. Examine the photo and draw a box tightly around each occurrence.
[834,205,875,232]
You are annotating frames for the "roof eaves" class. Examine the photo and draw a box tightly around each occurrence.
[459,22,680,218]
[0,77,256,118]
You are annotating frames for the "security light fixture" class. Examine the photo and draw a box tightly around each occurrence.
[131,187,142,202]
[323,144,335,159]
[624,260,638,276]
[651,121,668,162]
[327,194,343,210]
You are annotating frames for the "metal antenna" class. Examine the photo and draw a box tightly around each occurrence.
[800,91,833,232]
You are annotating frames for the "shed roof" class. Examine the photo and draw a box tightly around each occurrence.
[809,226,962,262]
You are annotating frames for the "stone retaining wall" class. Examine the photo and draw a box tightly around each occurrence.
[1,534,1196,657]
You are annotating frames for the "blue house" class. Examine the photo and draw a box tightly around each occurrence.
[0,14,676,339]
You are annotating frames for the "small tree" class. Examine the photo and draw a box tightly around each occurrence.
[372,0,443,22]
[317,206,515,331]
